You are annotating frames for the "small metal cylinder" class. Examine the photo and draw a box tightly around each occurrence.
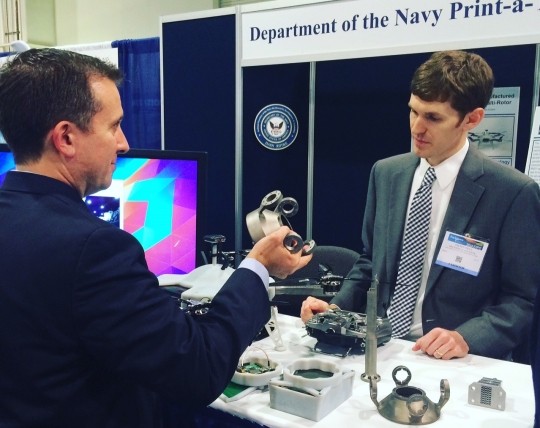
[361,276,380,383]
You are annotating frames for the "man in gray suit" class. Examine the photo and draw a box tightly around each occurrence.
[301,51,540,361]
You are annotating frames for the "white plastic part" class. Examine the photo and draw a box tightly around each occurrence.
[232,356,283,387]
[283,358,342,390]
[158,265,275,301]
[265,306,286,351]
[269,368,355,421]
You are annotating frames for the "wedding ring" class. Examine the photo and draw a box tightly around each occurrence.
[434,350,443,358]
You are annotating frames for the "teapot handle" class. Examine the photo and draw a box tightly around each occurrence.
[437,379,451,409]
[369,377,380,409]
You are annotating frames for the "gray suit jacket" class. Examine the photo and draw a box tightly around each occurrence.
[333,145,540,359]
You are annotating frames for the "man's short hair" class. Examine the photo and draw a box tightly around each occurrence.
[410,50,494,120]
[0,48,123,164]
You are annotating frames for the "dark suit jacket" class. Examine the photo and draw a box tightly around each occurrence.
[333,145,540,359]
[0,171,270,427]
[531,288,540,427]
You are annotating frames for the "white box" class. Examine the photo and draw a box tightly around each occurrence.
[269,369,354,421]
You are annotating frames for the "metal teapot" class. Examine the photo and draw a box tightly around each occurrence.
[370,365,450,425]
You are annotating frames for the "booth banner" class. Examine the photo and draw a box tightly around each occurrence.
[242,0,540,66]
[469,87,519,167]
[525,106,540,185]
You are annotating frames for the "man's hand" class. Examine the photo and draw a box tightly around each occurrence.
[246,226,312,279]
[300,296,330,323]
[412,328,469,360]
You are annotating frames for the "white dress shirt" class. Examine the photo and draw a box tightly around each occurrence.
[404,141,469,339]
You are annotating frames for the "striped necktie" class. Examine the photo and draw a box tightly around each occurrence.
[389,167,437,338]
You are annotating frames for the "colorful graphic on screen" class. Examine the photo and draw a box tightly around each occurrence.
[0,146,15,183]
[0,149,198,276]
[105,157,198,276]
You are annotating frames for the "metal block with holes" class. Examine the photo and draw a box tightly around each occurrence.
[468,377,506,411]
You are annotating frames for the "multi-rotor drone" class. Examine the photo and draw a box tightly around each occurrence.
[468,129,506,148]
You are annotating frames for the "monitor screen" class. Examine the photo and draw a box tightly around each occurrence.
[0,145,207,276]
[0,144,15,182]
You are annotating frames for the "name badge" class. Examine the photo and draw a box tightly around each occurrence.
[435,232,489,277]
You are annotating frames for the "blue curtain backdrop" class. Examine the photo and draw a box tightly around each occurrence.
[113,37,161,150]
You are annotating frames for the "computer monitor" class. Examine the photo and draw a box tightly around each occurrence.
[0,144,14,181]
[0,145,207,276]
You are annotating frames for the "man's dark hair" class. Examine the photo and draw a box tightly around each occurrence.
[410,50,494,120]
[0,48,123,164]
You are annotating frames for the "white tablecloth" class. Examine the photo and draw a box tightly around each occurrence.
[211,314,535,427]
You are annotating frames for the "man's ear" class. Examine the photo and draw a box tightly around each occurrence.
[463,108,485,131]
[50,121,78,158]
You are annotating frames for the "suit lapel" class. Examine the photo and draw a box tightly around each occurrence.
[387,155,418,281]
[425,146,486,296]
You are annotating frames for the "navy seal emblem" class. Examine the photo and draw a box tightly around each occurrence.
[254,104,298,150]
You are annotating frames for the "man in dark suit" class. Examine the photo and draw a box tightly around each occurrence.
[0,49,311,427]
[301,51,540,361]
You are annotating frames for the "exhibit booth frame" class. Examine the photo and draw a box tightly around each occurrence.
[160,0,540,256]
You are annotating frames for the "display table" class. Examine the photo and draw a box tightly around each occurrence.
[211,314,534,427]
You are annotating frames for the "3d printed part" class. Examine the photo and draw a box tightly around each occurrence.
[370,365,450,425]
[246,190,315,255]
[269,359,354,421]
[305,308,392,349]
[232,355,282,387]
[468,377,506,411]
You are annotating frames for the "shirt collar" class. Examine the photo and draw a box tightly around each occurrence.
[417,140,469,190]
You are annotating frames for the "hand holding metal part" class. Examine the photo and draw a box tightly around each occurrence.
[246,190,315,256]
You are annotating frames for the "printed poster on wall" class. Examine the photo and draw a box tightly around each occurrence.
[525,106,540,186]
[468,87,519,167]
